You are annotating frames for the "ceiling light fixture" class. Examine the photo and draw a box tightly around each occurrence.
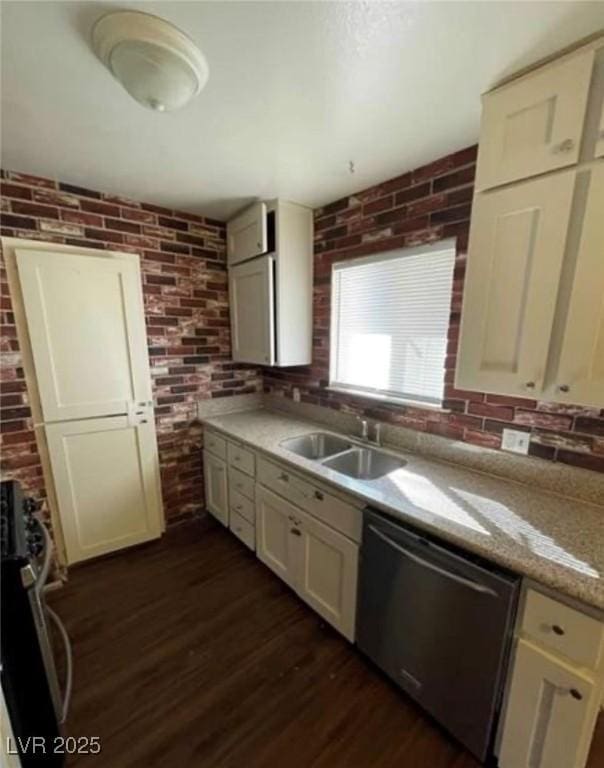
[92,11,209,113]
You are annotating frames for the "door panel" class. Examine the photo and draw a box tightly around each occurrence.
[552,165,604,407]
[229,256,274,365]
[499,639,597,768]
[15,249,150,422]
[296,506,358,642]
[456,173,575,396]
[227,202,267,266]
[255,486,297,588]
[476,49,594,190]
[46,416,162,564]
[203,452,228,526]
[596,99,604,159]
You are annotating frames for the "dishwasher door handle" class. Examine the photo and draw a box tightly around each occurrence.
[368,524,498,597]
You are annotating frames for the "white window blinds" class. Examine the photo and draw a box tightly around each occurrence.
[330,242,455,406]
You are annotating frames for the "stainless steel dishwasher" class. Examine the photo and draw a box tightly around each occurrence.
[357,508,519,763]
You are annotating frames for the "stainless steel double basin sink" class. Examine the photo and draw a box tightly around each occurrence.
[280,432,405,481]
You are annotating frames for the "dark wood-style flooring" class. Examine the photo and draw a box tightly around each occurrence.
[49,520,603,768]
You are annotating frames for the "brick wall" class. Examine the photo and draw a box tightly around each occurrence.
[0,170,262,523]
[263,146,604,473]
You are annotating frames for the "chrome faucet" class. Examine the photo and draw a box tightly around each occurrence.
[357,417,382,446]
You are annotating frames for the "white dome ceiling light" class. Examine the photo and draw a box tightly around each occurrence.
[92,11,209,112]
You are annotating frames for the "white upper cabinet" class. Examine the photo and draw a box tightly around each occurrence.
[227,199,313,367]
[229,255,275,365]
[475,48,594,191]
[458,38,604,408]
[457,173,575,396]
[226,201,268,266]
[548,165,604,407]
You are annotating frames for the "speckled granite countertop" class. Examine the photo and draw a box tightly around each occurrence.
[202,409,604,612]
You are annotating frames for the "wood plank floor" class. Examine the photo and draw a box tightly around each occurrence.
[49,520,603,768]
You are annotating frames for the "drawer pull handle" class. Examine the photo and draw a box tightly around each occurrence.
[234,455,240,462]
[314,490,324,501]
[569,688,583,701]
[557,384,570,393]
[279,473,289,482]
[552,138,575,154]
[235,504,242,511]
[552,624,565,636]
[290,528,301,536]
[525,381,535,389]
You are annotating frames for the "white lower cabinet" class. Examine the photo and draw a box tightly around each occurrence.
[203,450,229,526]
[256,486,299,588]
[295,505,358,641]
[499,638,598,768]
[256,485,359,641]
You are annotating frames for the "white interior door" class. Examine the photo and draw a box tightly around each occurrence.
[229,256,275,365]
[296,507,358,642]
[16,248,151,422]
[227,202,267,266]
[476,49,594,190]
[551,165,604,408]
[45,416,162,564]
[456,172,576,397]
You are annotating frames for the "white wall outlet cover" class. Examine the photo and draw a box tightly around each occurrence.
[501,428,531,455]
[292,387,301,403]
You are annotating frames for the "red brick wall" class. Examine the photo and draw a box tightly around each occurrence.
[263,146,604,473]
[0,170,261,521]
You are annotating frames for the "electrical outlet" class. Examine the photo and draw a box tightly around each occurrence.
[292,387,301,403]
[501,428,530,455]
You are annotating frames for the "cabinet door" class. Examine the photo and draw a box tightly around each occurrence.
[476,49,594,190]
[227,202,267,266]
[499,639,598,768]
[295,507,359,642]
[255,486,298,588]
[203,451,228,526]
[456,173,575,397]
[45,416,162,564]
[229,256,275,365]
[15,248,151,422]
[552,165,604,407]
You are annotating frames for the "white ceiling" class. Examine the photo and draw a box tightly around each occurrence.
[2,1,603,219]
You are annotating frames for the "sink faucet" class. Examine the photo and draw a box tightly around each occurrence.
[357,417,382,446]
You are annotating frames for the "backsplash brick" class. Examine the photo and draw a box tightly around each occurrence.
[0,170,262,527]
[263,145,604,474]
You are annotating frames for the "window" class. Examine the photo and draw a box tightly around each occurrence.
[330,241,455,407]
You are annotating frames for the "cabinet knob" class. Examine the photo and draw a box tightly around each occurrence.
[314,490,324,501]
[552,138,575,154]
[279,473,289,482]
[569,688,583,701]
[257,241,262,249]
[557,384,570,393]
[552,624,565,636]
[290,528,301,536]
[525,381,536,390]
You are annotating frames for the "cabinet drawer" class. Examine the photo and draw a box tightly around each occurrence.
[227,442,255,476]
[228,466,255,501]
[204,430,226,460]
[521,589,604,669]
[257,457,362,543]
[229,488,255,525]
[230,510,255,550]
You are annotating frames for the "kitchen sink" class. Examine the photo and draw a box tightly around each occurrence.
[280,432,353,460]
[322,447,406,480]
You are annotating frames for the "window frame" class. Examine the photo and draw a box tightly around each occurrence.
[328,239,456,410]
